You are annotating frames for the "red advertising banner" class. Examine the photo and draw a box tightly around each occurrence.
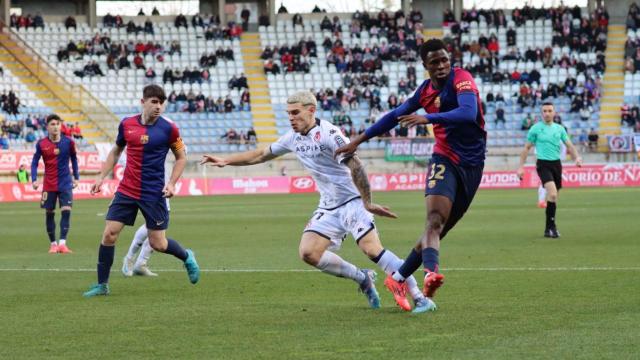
[1,164,639,202]
[0,151,102,172]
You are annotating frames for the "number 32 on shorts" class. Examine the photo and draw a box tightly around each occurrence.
[428,163,446,188]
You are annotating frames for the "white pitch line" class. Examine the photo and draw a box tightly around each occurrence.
[0,267,639,272]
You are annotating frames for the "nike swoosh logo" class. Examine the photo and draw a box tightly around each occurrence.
[156,221,164,226]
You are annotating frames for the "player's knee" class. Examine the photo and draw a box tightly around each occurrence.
[299,248,321,266]
[102,228,119,245]
[427,211,445,232]
[547,192,558,202]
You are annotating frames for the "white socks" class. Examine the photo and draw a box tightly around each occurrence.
[316,250,366,284]
[375,249,423,301]
[126,225,148,259]
[134,240,154,268]
[538,185,547,203]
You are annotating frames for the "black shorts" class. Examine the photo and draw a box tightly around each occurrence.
[536,159,562,190]
[40,190,73,210]
[425,154,484,239]
[106,192,169,230]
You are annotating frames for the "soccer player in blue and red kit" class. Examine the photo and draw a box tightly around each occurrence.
[83,84,200,297]
[31,114,79,254]
[336,39,486,311]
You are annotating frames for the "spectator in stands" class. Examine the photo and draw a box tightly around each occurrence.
[0,133,8,149]
[278,4,288,14]
[133,53,145,69]
[241,7,251,31]
[259,13,270,27]
[25,130,36,143]
[152,7,160,16]
[65,16,77,29]
[264,59,280,74]
[118,55,131,69]
[521,113,535,130]
[221,128,240,143]
[175,14,188,28]
[144,18,154,34]
[144,67,156,83]
[588,128,599,151]
[57,47,69,62]
[72,122,83,140]
[192,14,204,28]
[246,127,257,144]
[224,96,235,112]
[224,46,234,61]
[292,14,303,26]
[240,90,250,111]
[495,107,506,125]
[169,41,182,55]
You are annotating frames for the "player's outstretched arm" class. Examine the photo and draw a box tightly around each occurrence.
[344,155,397,219]
[336,86,423,158]
[517,142,534,179]
[200,147,279,167]
[91,145,124,194]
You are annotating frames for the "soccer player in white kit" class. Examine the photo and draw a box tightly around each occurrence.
[201,91,434,312]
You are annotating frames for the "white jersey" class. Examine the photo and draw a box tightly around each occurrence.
[270,119,360,209]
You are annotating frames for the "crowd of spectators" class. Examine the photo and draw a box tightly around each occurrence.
[9,13,45,29]
[1,91,21,115]
[620,103,640,131]
[220,127,257,144]
[0,114,83,149]
[444,6,608,79]
[166,89,249,113]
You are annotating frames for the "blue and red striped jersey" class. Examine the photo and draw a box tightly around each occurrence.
[365,67,486,166]
[115,114,184,201]
[31,136,79,191]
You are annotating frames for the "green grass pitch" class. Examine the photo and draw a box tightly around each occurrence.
[1,187,638,359]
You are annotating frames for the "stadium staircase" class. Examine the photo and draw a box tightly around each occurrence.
[0,26,116,143]
[599,24,626,150]
[240,33,278,143]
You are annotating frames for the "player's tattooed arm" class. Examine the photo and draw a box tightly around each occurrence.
[345,155,371,205]
[345,156,397,218]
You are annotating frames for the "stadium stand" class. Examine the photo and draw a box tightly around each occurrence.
[623,3,640,133]
[442,5,609,148]
[260,9,428,149]
[12,15,256,153]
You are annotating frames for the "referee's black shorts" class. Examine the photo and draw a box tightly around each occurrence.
[536,159,562,190]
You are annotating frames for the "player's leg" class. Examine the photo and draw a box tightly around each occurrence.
[84,193,138,297]
[357,231,431,312]
[543,180,559,238]
[83,220,126,297]
[41,191,57,253]
[122,224,148,276]
[302,208,380,308]
[57,190,73,253]
[537,185,547,208]
[133,239,157,276]
[147,229,199,284]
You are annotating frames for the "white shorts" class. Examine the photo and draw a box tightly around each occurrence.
[303,198,376,252]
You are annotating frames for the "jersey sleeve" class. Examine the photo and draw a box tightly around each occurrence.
[69,139,80,180]
[168,122,186,152]
[453,69,478,95]
[526,126,537,144]
[269,132,292,156]
[326,126,352,164]
[560,126,569,143]
[115,121,126,147]
[31,140,41,182]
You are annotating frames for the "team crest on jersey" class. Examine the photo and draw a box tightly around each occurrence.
[140,134,149,144]
[314,131,321,142]
[53,148,60,155]
[428,180,436,189]
[329,129,336,135]
[434,96,441,109]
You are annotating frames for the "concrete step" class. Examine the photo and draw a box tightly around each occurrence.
[253,120,276,127]
[255,128,277,135]
[251,112,275,119]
